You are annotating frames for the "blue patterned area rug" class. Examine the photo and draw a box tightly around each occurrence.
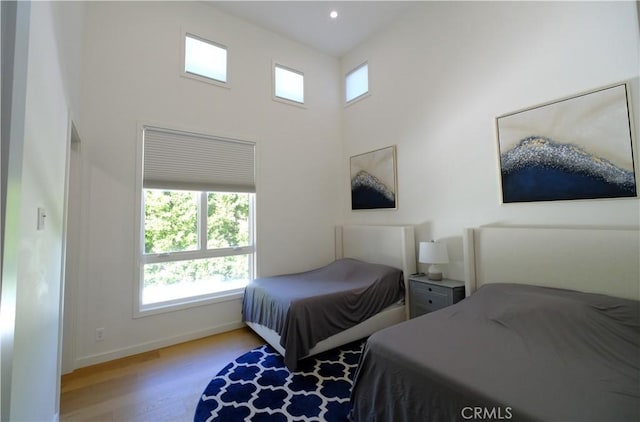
[194,340,364,422]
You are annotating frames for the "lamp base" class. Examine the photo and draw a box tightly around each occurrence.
[427,271,443,281]
[427,264,443,281]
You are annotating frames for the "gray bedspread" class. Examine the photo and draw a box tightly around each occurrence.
[242,258,404,370]
[350,283,640,422]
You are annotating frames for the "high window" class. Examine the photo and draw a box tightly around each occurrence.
[345,62,369,103]
[138,126,255,313]
[273,63,304,105]
[183,32,228,85]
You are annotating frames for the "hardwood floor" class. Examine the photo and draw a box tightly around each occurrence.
[60,327,264,421]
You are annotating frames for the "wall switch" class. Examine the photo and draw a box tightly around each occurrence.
[96,328,105,342]
[37,207,47,230]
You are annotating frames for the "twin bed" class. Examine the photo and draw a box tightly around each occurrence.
[241,224,640,421]
[242,225,415,370]
[350,225,640,421]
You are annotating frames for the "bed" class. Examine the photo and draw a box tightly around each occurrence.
[243,225,416,370]
[349,225,640,422]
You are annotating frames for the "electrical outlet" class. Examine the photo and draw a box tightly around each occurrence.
[96,328,105,342]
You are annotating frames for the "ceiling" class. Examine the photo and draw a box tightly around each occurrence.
[209,1,416,57]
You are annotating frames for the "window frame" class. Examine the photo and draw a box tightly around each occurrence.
[139,190,255,314]
[272,61,306,108]
[345,61,370,105]
[180,30,230,89]
[134,124,256,317]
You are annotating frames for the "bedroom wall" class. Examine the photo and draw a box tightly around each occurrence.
[70,1,342,368]
[341,1,640,279]
[1,1,82,419]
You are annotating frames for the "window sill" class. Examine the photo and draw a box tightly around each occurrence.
[180,71,230,89]
[345,91,371,108]
[134,288,244,319]
[272,95,307,109]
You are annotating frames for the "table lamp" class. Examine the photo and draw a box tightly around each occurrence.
[419,241,449,281]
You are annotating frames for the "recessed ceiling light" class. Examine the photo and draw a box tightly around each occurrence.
[330,10,338,19]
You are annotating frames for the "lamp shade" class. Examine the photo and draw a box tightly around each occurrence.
[418,241,449,264]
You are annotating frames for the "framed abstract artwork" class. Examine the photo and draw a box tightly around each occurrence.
[496,82,637,203]
[350,145,397,210]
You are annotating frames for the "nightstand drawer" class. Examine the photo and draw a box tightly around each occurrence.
[411,281,450,297]
[408,277,465,318]
[412,301,442,316]
[410,289,449,311]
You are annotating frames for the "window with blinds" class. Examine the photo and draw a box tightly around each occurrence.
[138,126,256,313]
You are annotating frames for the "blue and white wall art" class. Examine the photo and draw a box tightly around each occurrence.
[496,83,637,203]
[350,145,397,210]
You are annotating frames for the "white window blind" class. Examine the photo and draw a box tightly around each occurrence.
[143,127,255,193]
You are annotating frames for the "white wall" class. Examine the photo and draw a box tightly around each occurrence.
[2,1,79,419]
[50,0,86,125]
[341,1,640,278]
[71,1,342,368]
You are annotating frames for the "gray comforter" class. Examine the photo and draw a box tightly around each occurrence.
[242,258,404,370]
[350,283,640,422]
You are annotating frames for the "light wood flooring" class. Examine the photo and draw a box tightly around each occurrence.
[60,327,264,421]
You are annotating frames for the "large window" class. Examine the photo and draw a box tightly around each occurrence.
[142,190,253,306]
[139,127,255,313]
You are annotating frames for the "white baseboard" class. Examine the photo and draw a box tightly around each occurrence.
[72,320,245,369]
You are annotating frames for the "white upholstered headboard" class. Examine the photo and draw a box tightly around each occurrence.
[335,225,416,282]
[463,225,640,300]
